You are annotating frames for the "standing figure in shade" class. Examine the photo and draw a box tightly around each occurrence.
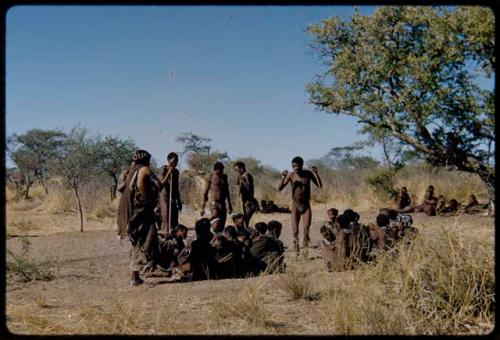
[201,162,233,233]
[278,156,322,255]
[234,161,259,228]
[158,152,182,236]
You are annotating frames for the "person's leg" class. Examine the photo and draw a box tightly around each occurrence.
[171,204,179,230]
[129,243,144,286]
[219,209,227,233]
[302,206,312,248]
[159,198,169,235]
[291,207,301,254]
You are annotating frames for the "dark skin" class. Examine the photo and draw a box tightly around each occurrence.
[278,162,322,249]
[158,156,182,233]
[201,167,232,232]
[136,162,169,201]
[201,168,233,215]
[234,165,256,227]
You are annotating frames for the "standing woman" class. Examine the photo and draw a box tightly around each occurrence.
[158,152,182,236]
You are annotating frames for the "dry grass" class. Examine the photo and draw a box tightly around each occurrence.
[315,222,494,335]
[281,267,321,301]
[209,278,275,333]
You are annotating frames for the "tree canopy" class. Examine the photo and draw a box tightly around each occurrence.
[306,6,495,199]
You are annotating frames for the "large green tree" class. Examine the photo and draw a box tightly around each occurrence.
[306,6,495,201]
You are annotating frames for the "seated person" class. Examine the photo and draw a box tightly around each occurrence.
[397,186,412,212]
[439,198,460,215]
[365,222,386,261]
[414,185,438,216]
[267,220,285,254]
[436,195,446,214]
[232,213,253,243]
[376,213,396,249]
[327,208,339,225]
[319,224,342,272]
[248,222,282,275]
[187,218,217,281]
[211,226,243,279]
[158,224,188,270]
[464,194,481,214]
[267,220,286,273]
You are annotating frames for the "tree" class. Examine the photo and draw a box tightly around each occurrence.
[49,127,100,232]
[326,144,379,171]
[306,6,495,201]
[175,132,212,156]
[95,135,137,200]
[7,129,66,197]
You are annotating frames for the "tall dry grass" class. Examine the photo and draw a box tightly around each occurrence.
[315,223,494,335]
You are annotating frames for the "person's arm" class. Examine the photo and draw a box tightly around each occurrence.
[240,173,252,193]
[278,171,292,191]
[201,175,211,216]
[311,166,323,189]
[117,169,129,193]
[225,174,233,214]
[173,170,182,211]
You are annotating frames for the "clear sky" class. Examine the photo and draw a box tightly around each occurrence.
[6,6,493,170]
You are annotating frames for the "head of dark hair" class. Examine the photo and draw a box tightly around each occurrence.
[223,225,238,239]
[167,152,178,160]
[195,218,211,237]
[343,209,360,223]
[133,150,151,166]
[213,162,224,171]
[232,213,244,223]
[291,156,304,167]
[255,222,268,235]
[267,220,282,232]
[320,225,329,235]
[174,224,188,233]
[378,208,398,220]
[376,214,390,228]
[234,161,245,170]
[327,208,339,217]
[336,214,350,229]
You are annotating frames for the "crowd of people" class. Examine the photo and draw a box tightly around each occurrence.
[396,185,490,216]
[116,149,491,286]
[318,207,417,272]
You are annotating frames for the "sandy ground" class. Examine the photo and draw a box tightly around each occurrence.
[5,205,494,335]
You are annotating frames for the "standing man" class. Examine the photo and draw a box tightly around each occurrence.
[158,152,182,236]
[126,150,169,286]
[234,161,259,228]
[278,156,322,255]
[201,162,233,233]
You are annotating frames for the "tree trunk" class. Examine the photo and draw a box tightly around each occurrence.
[111,175,118,201]
[72,186,84,232]
[23,182,32,200]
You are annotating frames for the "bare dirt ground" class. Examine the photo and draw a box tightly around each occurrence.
[5,205,494,335]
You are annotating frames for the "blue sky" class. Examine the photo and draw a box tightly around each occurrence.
[6,6,494,170]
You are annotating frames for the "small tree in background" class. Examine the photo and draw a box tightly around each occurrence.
[95,135,137,200]
[175,132,212,156]
[7,129,66,198]
[49,126,100,232]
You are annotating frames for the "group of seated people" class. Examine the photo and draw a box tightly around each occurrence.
[319,207,417,272]
[260,200,291,214]
[396,185,489,216]
[150,213,285,282]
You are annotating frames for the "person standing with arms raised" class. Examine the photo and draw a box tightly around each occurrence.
[278,156,322,256]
